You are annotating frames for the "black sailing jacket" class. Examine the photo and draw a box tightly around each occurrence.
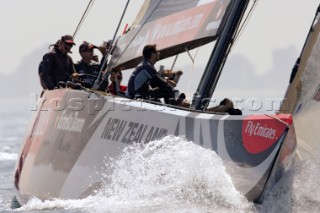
[127,60,169,98]
[40,49,75,90]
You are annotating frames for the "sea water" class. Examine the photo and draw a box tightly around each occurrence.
[1,106,320,213]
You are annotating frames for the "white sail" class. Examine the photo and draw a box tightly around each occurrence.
[281,13,320,159]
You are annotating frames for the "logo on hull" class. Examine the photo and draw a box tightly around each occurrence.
[57,111,85,133]
[242,115,290,154]
[101,117,168,143]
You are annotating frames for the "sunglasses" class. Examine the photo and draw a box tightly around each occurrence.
[64,42,73,47]
[117,75,123,80]
[82,49,93,52]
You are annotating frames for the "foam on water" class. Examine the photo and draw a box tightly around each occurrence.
[0,152,18,161]
[257,152,320,212]
[16,197,94,212]
[17,136,254,212]
[93,135,253,212]
[0,146,18,161]
[14,136,320,213]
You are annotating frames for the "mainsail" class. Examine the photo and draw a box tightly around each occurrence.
[281,8,320,159]
[110,0,231,70]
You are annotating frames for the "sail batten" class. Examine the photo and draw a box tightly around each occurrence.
[110,0,231,69]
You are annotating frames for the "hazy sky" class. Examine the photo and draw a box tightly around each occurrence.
[1,0,320,110]
[0,0,143,74]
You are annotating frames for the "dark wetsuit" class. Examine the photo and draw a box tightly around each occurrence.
[40,49,75,90]
[127,60,175,104]
[74,59,107,90]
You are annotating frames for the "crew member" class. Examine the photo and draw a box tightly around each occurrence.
[40,35,77,90]
[127,44,175,104]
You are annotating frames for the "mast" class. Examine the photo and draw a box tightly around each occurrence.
[191,0,250,110]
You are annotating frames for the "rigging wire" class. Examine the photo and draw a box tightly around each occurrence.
[191,0,257,110]
[95,0,258,91]
[186,47,200,98]
[73,0,95,38]
[94,0,131,89]
[110,0,164,67]
[210,0,259,81]
[265,114,290,127]
[111,0,257,72]
[231,0,259,47]
[170,55,179,70]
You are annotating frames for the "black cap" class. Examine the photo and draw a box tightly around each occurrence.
[79,41,97,52]
[61,35,75,45]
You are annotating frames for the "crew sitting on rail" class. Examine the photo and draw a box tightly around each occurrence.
[126,44,176,105]
[206,98,242,115]
[158,67,183,87]
[158,66,187,103]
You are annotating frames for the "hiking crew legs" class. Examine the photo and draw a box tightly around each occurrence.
[137,87,176,105]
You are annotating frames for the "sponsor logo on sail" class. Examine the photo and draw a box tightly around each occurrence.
[197,0,216,7]
[205,20,221,31]
[151,14,203,42]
